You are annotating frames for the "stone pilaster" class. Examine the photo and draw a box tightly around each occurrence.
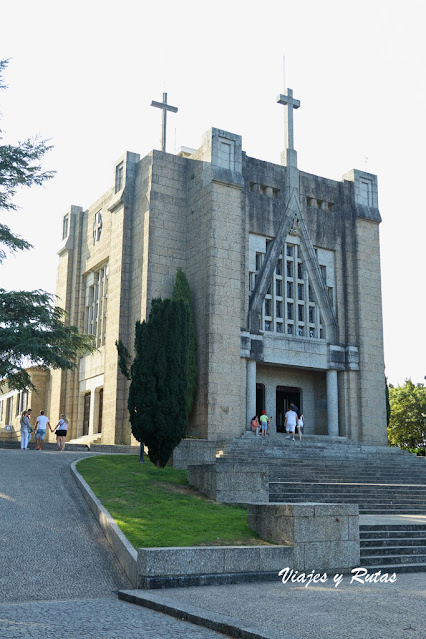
[326,369,339,436]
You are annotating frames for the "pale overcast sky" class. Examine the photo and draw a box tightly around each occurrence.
[1,0,425,386]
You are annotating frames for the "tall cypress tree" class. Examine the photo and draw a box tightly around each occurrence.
[172,268,197,416]
[128,298,189,467]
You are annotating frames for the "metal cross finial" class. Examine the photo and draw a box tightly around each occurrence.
[277,88,300,152]
[151,92,178,153]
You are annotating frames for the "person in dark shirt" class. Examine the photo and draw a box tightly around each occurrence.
[289,402,299,416]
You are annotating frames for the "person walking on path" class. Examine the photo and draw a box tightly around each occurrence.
[20,410,32,449]
[34,410,51,450]
[53,414,69,451]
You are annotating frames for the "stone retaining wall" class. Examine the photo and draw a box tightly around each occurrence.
[137,546,293,588]
[248,503,360,571]
[172,439,217,469]
[187,461,269,503]
[90,444,139,454]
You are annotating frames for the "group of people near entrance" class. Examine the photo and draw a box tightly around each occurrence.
[20,409,69,451]
[251,403,304,441]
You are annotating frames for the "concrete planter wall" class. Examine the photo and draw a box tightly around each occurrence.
[248,503,360,572]
[187,461,269,503]
[72,459,360,589]
[172,439,217,469]
[137,545,293,588]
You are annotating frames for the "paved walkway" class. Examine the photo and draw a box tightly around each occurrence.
[0,449,224,639]
[3,447,426,639]
[122,572,426,639]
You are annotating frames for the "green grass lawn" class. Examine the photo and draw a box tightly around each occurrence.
[77,455,267,549]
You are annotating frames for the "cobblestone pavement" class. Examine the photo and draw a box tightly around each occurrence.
[141,572,426,639]
[0,450,225,639]
[0,598,226,638]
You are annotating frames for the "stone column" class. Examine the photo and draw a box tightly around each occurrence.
[264,383,276,435]
[326,369,339,437]
[246,360,256,430]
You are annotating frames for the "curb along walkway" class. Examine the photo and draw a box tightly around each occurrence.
[0,449,225,639]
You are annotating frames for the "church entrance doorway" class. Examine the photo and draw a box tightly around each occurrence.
[276,386,301,433]
[83,392,90,436]
[256,383,265,417]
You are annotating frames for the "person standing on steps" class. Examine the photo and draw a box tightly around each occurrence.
[259,410,269,437]
[34,410,51,450]
[251,415,260,436]
[289,402,298,415]
[297,413,304,441]
[284,406,298,441]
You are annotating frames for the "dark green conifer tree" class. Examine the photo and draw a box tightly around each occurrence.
[172,268,197,415]
[128,298,189,467]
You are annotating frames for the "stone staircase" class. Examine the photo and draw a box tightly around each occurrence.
[360,524,426,573]
[68,433,102,446]
[219,435,426,572]
[221,435,426,515]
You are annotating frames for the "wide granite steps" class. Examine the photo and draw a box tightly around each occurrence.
[220,446,425,464]
[219,436,426,516]
[223,436,422,458]
[270,470,426,481]
[269,480,426,514]
[213,437,426,571]
[360,525,426,573]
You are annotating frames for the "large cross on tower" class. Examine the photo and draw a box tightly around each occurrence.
[277,88,300,168]
[151,92,178,153]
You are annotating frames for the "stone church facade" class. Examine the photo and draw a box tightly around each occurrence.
[45,90,387,447]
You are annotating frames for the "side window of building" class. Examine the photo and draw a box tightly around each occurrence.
[115,162,124,193]
[84,263,109,347]
[62,214,69,240]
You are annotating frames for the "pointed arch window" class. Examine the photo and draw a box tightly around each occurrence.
[250,240,324,340]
